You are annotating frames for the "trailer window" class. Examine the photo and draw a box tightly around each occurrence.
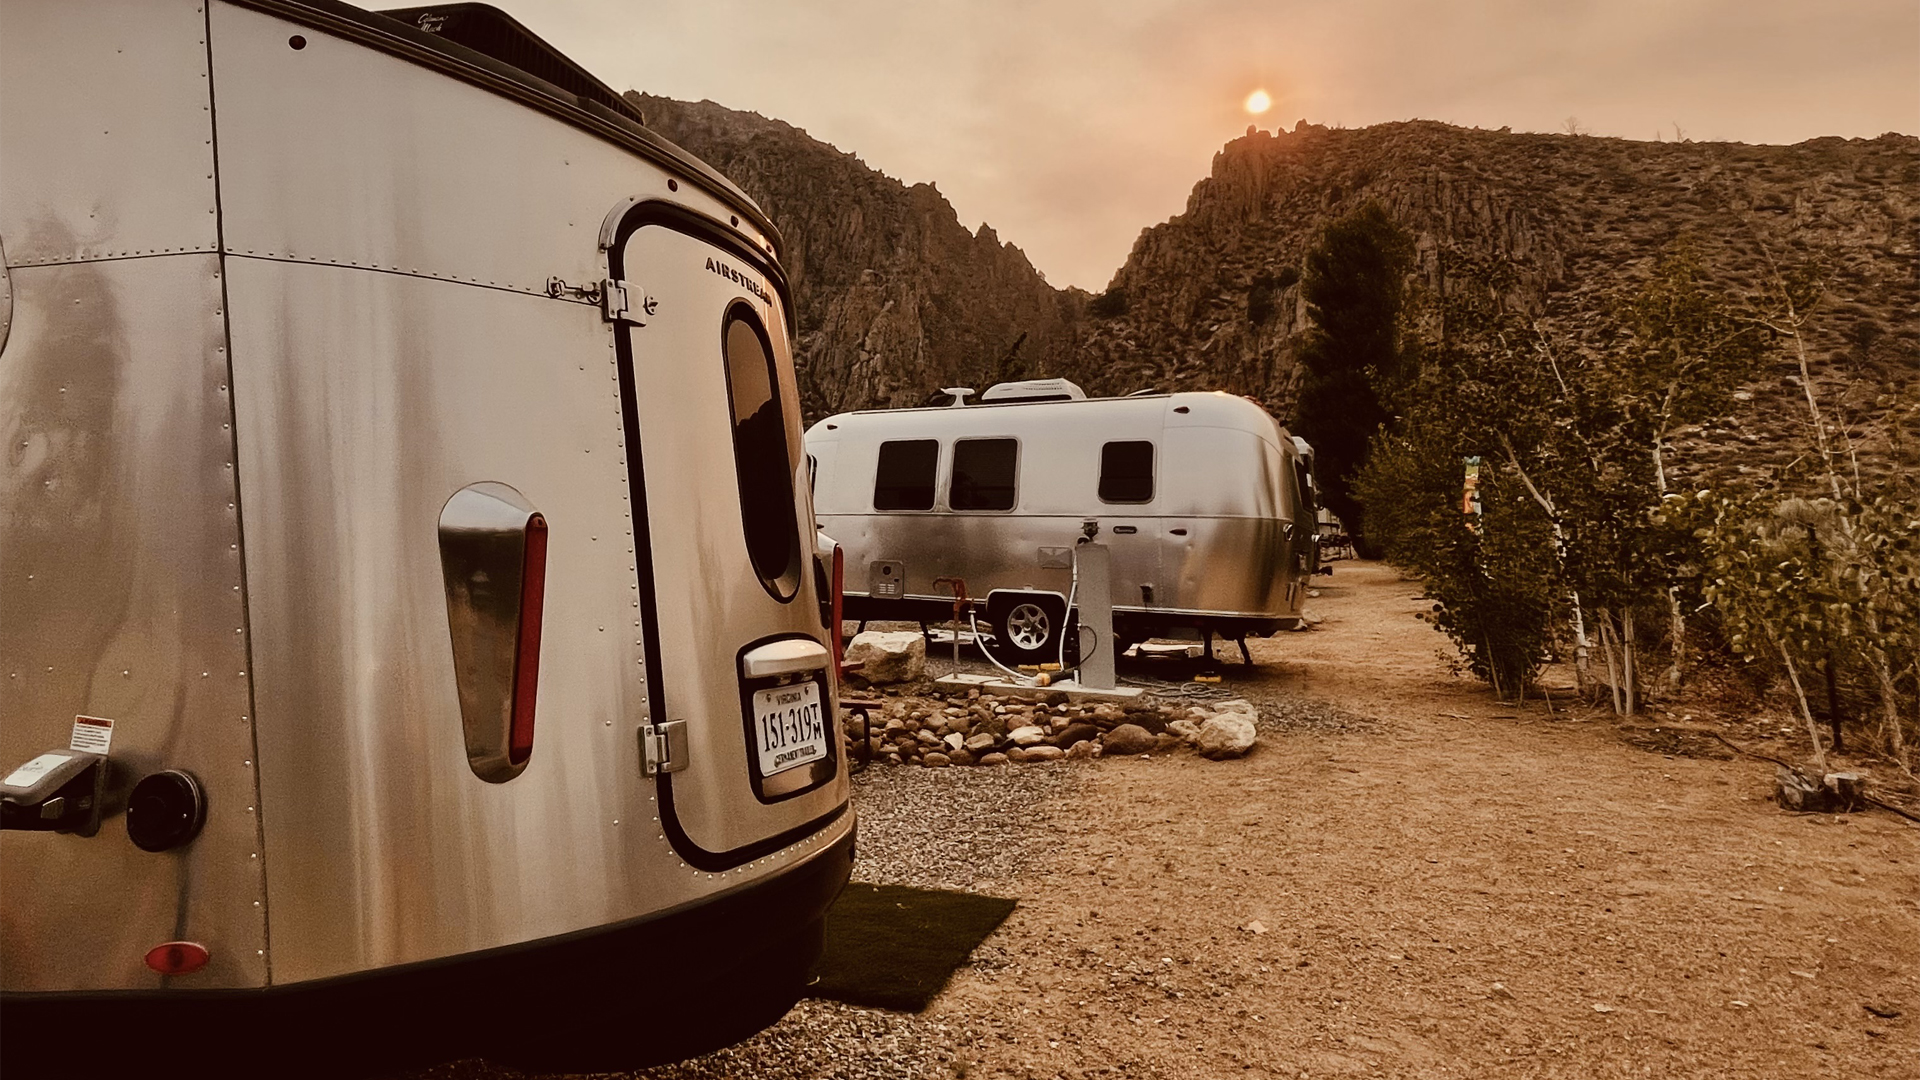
[874,440,938,510]
[724,303,802,600]
[1098,441,1155,502]
[950,438,1018,511]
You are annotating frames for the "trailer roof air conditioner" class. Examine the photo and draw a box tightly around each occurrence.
[977,378,1087,404]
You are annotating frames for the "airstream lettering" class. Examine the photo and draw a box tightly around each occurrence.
[1,1,849,1073]
[806,383,1322,666]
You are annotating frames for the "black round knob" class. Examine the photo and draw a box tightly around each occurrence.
[126,771,206,852]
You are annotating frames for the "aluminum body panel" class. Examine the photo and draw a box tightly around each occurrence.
[229,260,638,982]
[806,392,1315,625]
[206,2,772,300]
[0,255,267,992]
[0,0,219,266]
[619,223,846,857]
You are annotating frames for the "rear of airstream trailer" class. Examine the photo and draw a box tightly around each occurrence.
[0,1,849,1075]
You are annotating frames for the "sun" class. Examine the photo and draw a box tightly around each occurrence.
[1244,89,1272,115]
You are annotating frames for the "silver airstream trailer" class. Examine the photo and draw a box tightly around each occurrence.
[806,382,1320,666]
[1,1,849,1073]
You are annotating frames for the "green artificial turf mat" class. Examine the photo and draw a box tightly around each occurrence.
[810,882,1017,1012]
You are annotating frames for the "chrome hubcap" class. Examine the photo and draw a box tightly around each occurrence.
[1004,603,1051,650]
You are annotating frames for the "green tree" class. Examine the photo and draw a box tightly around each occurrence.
[1292,203,1414,554]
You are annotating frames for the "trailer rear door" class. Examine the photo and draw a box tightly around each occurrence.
[610,205,845,869]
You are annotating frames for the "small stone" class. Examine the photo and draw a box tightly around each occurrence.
[1024,745,1065,762]
[949,749,975,766]
[1005,746,1031,764]
[915,729,943,747]
[1066,739,1100,760]
[942,732,965,752]
[1091,704,1126,726]
[922,752,951,768]
[964,732,997,752]
[1242,920,1267,935]
[977,752,1009,767]
[1153,733,1183,752]
[884,718,906,734]
[1591,1003,1614,1013]
[1166,718,1200,741]
[1195,713,1257,759]
[1007,725,1048,746]
[1490,982,1514,1000]
[1102,723,1157,756]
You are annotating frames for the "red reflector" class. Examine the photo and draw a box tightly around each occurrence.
[830,544,846,672]
[145,941,210,975]
[509,513,548,766]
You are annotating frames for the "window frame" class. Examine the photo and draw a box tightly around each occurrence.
[720,301,802,603]
[947,436,1021,513]
[1097,440,1157,504]
[872,438,941,512]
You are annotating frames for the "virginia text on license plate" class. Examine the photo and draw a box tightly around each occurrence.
[753,681,826,777]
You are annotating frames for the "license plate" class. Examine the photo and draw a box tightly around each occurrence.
[752,681,826,777]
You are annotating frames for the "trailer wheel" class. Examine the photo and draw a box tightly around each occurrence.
[985,592,1067,667]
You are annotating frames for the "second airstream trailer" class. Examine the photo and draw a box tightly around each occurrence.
[805,382,1321,665]
[1,1,849,1073]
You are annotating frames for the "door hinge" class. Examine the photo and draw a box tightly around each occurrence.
[601,278,657,326]
[639,719,688,775]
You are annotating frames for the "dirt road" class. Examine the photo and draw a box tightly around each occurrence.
[931,561,1918,1078]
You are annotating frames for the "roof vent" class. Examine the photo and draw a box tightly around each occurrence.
[977,378,1087,404]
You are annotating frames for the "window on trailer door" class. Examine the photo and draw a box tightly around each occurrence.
[1098,441,1155,502]
[724,303,802,600]
[950,438,1018,511]
[874,439,939,510]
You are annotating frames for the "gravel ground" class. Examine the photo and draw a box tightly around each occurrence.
[606,758,1082,1080]
[846,758,1082,891]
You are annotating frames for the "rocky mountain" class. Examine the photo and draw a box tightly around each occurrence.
[1073,120,1918,482]
[634,93,1916,478]
[630,93,1086,422]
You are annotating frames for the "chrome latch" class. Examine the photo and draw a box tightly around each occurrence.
[602,278,657,325]
[639,720,688,775]
[546,276,604,304]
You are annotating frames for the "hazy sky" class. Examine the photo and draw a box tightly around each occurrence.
[491,1,1919,290]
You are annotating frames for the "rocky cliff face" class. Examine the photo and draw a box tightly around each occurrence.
[631,93,1086,422]
[634,94,1916,477]
[1072,121,1918,481]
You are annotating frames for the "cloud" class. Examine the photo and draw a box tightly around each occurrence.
[497,0,1920,289]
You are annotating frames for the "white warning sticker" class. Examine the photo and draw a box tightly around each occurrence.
[3,752,75,790]
[70,715,114,755]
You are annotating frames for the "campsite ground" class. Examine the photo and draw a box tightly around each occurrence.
[922,561,1918,1078]
[426,561,1918,1080]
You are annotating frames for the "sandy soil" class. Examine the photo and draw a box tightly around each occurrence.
[931,561,1919,1078]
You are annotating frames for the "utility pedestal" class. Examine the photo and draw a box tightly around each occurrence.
[1071,542,1117,690]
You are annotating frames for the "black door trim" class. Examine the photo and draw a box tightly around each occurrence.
[609,201,843,873]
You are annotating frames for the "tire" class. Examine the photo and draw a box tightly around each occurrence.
[985,592,1067,667]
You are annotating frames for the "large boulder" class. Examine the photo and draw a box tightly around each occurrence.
[1195,712,1257,759]
[1102,723,1157,756]
[843,630,926,684]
